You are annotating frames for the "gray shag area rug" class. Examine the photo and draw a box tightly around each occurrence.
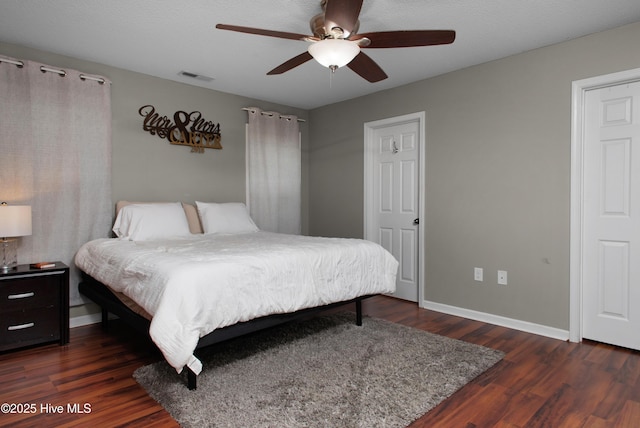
[134,313,504,427]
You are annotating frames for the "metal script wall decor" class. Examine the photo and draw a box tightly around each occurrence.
[138,104,222,153]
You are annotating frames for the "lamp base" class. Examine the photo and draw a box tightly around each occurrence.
[1,238,18,273]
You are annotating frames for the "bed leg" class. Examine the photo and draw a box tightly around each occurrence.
[356,299,363,326]
[101,307,109,330]
[187,368,197,390]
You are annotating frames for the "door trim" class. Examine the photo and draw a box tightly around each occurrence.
[570,67,640,343]
[364,112,425,304]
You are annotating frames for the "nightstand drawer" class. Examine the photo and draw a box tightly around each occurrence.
[0,275,61,311]
[0,306,60,351]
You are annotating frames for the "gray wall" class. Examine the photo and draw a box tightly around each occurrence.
[0,42,309,318]
[308,21,640,330]
[3,21,639,329]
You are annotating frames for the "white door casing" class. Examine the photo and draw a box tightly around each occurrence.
[570,68,640,349]
[364,112,425,303]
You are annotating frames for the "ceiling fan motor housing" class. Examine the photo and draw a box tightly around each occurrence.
[310,12,360,39]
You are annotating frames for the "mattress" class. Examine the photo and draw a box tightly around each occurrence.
[75,231,398,374]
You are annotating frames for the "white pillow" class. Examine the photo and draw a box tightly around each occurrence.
[112,203,192,241]
[196,202,259,234]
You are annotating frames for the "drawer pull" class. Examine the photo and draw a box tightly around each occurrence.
[8,322,35,331]
[7,292,35,300]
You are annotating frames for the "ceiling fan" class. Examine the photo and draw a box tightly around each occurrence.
[216,0,455,83]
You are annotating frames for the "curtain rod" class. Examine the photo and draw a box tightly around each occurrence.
[242,107,305,122]
[0,57,106,84]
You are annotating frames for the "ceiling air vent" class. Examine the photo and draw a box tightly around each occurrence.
[179,71,214,82]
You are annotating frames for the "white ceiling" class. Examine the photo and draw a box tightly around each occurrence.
[1,0,639,110]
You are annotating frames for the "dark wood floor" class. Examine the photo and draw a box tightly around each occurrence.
[1,296,639,427]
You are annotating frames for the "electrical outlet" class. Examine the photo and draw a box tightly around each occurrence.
[474,267,483,282]
[498,270,508,285]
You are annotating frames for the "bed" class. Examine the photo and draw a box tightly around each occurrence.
[75,201,398,389]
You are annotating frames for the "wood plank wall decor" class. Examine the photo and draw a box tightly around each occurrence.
[138,104,222,153]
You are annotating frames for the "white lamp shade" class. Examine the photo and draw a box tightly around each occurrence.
[308,39,360,69]
[0,205,32,237]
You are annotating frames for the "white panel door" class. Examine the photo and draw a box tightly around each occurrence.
[371,121,419,301]
[583,80,640,350]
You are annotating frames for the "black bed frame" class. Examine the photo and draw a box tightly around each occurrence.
[78,273,372,390]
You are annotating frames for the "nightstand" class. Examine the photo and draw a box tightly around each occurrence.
[0,262,69,352]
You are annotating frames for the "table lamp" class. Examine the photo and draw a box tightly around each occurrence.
[0,202,32,273]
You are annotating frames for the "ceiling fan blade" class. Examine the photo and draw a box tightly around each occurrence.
[324,0,363,37]
[267,52,314,75]
[347,52,388,83]
[356,30,456,48]
[216,24,310,42]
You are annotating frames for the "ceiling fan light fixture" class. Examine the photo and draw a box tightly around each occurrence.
[308,39,360,70]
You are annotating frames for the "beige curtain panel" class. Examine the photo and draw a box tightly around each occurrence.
[0,56,112,305]
[246,107,301,235]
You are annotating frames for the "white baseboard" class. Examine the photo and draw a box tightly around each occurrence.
[421,300,569,341]
[70,313,118,328]
[72,301,568,342]
[70,313,102,328]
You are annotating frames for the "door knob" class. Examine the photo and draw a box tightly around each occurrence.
[413,218,419,225]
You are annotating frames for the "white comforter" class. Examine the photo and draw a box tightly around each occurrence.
[75,232,398,373]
